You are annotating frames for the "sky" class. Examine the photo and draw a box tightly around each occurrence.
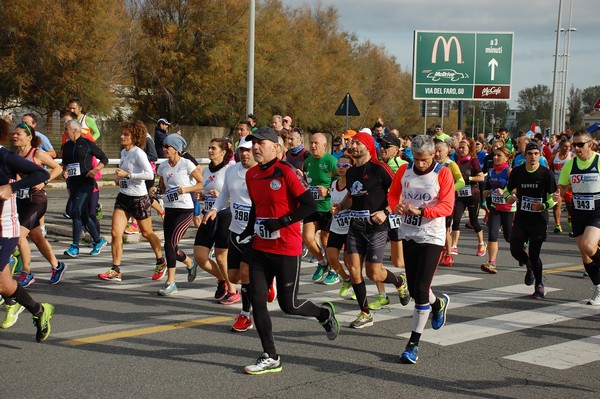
[282,0,598,108]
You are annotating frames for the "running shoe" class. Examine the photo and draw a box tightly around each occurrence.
[431,294,450,330]
[450,246,458,255]
[400,342,419,364]
[532,284,545,300]
[349,312,373,329]
[231,314,253,332]
[480,261,497,274]
[312,264,328,283]
[90,237,108,256]
[64,244,79,258]
[124,224,139,234]
[1,303,25,329]
[244,353,282,375]
[49,262,67,285]
[40,225,47,237]
[157,282,178,296]
[214,280,227,300]
[465,221,474,229]
[339,279,352,298]
[524,268,535,286]
[301,244,309,258]
[96,203,103,220]
[63,212,71,219]
[32,303,54,342]
[553,224,562,233]
[17,271,35,288]
[567,216,572,227]
[219,290,241,305]
[322,270,340,285]
[587,286,600,306]
[152,259,167,280]
[583,271,589,278]
[186,260,198,282]
[0,297,4,306]
[267,279,277,303]
[476,243,487,257]
[98,268,122,282]
[441,254,454,267]
[320,302,340,341]
[396,273,410,306]
[368,294,391,310]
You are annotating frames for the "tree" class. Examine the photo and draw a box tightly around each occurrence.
[516,84,552,131]
[0,0,134,115]
[581,85,600,114]
[567,85,583,128]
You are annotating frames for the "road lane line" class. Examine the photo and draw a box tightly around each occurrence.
[503,335,600,369]
[61,316,232,346]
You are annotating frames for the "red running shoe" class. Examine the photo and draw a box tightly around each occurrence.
[267,278,277,303]
[231,314,253,332]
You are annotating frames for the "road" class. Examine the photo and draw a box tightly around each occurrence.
[2,186,599,399]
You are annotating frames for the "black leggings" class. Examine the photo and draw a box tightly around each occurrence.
[452,196,482,233]
[487,208,513,242]
[510,223,546,285]
[402,240,444,304]
[163,208,193,269]
[250,250,323,356]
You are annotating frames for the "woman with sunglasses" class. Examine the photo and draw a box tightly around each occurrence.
[10,123,65,289]
[480,146,514,274]
[97,121,164,282]
[450,139,486,257]
[191,138,237,303]
[326,155,354,296]
[152,134,203,296]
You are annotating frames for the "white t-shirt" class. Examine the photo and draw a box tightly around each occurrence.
[157,157,197,209]
[212,162,252,234]
[118,146,154,196]
[329,179,350,235]
[201,163,229,213]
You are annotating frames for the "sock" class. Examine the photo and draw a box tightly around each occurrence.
[241,283,252,313]
[318,257,328,266]
[317,306,329,323]
[590,249,600,269]
[112,265,121,273]
[10,285,42,315]
[408,332,422,346]
[352,281,369,313]
[412,303,431,334]
[382,269,400,286]
[431,296,442,312]
[428,289,436,304]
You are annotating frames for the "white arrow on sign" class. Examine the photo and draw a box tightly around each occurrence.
[488,58,498,81]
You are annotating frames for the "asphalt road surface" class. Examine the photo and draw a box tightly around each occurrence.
[2,187,599,399]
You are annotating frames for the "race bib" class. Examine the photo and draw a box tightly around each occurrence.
[332,210,351,229]
[164,186,180,203]
[310,186,324,201]
[520,196,542,212]
[67,162,81,177]
[233,203,251,222]
[119,179,128,189]
[388,214,402,229]
[491,192,506,205]
[402,214,422,226]
[573,194,595,211]
[203,194,216,212]
[16,188,30,199]
[254,218,281,239]
[458,185,472,197]
[349,209,370,222]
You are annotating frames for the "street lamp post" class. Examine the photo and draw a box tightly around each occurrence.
[550,0,563,136]
[246,0,255,117]
[560,0,576,132]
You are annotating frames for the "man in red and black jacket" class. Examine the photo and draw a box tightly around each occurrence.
[239,126,339,375]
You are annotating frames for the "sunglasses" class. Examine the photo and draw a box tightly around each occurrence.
[163,145,172,149]
[336,163,350,168]
[573,141,590,148]
[333,143,342,146]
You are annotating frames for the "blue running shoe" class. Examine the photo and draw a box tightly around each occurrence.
[400,342,419,364]
[431,294,450,330]
[17,271,35,288]
[49,262,67,285]
[90,237,108,256]
[64,244,79,258]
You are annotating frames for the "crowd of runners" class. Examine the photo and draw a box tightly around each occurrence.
[1,105,599,373]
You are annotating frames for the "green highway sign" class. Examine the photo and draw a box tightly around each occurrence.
[413,31,513,101]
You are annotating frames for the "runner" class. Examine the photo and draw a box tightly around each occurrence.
[61,119,108,258]
[240,126,339,375]
[97,121,164,282]
[480,146,515,274]
[551,140,574,233]
[507,142,558,299]
[387,134,454,364]
[12,123,66,289]
[558,131,600,305]
[0,118,53,341]
[334,132,409,329]
[192,138,235,302]
[153,134,203,296]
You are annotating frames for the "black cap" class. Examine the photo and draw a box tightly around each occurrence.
[379,135,401,147]
[248,126,278,143]
[525,142,540,153]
